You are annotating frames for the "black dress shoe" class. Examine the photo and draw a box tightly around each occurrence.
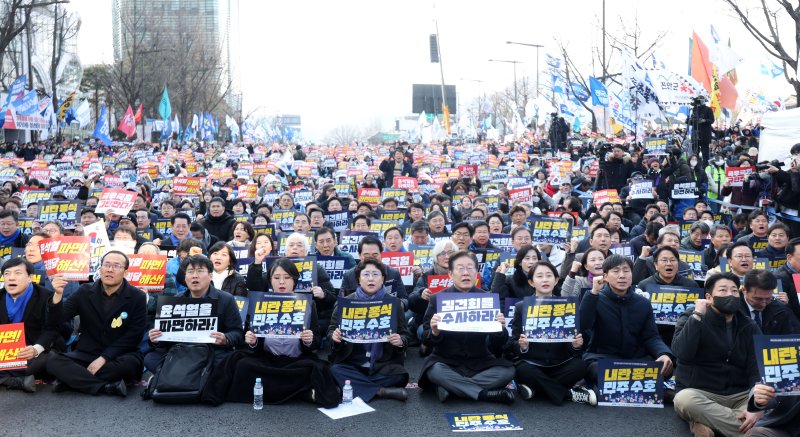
[103,380,127,397]
[52,379,68,393]
[482,388,515,404]
[378,387,408,401]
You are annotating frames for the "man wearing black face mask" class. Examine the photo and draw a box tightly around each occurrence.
[672,272,763,437]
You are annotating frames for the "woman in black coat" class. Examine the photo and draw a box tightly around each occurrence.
[506,262,591,405]
[491,245,541,304]
[328,259,411,402]
[208,242,248,297]
[202,258,339,408]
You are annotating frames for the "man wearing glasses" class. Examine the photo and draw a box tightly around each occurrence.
[0,210,29,250]
[144,255,243,373]
[739,269,800,335]
[46,251,147,397]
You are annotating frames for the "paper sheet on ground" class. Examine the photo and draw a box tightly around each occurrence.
[318,397,375,419]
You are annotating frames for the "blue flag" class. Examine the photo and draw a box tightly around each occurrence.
[589,76,609,107]
[158,86,171,120]
[1,74,27,124]
[161,115,172,140]
[94,104,112,146]
[12,89,38,115]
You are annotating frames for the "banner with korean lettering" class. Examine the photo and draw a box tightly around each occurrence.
[247,292,310,338]
[409,243,435,270]
[458,164,478,178]
[39,236,91,280]
[0,323,26,370]
[125,254,167,291]
[489,234,514,253]
[529,216,572,246]
[381,252,414,286]
[95,188,137,216]
[508,186,532,204]
[427,274,453,294]
[436,292,501,333]
[754,335,800,396]
[38,200,80,228]
[22,190,52,208]
[522,296,578,342]
[593,189,621,208]
[323,211,350,233]
[642,137,668,155]
[291,257,318,292]
[316,256,355,289]
[671,182,698,199]
[172,177,202,196]
[725,166,754,188]
[597,359,664,408]
[641,284,702,325]
[272,208,296,232]
[339,230,373,260]
[155,297,218,343]
[445,413,523,432]
[679,250,707,281]
[630,181,654,200]
[337,297,396,343]
[381,188,407,203]
[357,187,380,207]
[393,176,418,190]
[237,183,258,201]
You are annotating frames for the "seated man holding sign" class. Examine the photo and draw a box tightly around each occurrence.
[418,251,515,404]
[145,255,244,372]
[329,259,411,402]
[46,251,148,397]
[672,272,763,437]
[579,255,674,388]
[0,258,68,392]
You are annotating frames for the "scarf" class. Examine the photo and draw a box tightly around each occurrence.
[353,286,387,367]
[0,228,20,246]
[169,233,181,246]
[6,283,34,323]
[432,264,448,276]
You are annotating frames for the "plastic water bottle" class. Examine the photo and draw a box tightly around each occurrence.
[253,378,263,410]
[342,379,353,404]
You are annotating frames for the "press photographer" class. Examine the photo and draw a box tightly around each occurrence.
[687,95,714,166]
[595,143,634,192]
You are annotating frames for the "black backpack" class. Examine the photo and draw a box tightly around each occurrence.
[142,344,215,404]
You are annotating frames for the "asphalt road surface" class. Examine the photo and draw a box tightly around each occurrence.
[3,347,688,437]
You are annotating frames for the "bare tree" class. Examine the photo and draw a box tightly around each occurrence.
[0,0,69,87]
[44,3,80,111]
[325,124,362,145]
[558,43,598,133]
[723,0,800,99]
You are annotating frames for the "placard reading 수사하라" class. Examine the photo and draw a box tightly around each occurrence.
[436,292,501,333]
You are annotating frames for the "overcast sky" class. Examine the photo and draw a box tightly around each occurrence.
[70,0,795,141]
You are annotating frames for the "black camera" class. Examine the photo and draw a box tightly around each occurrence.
[755,160,785,171]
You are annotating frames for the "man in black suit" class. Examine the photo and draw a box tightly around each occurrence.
[740,269,800,335]
[774,237,800,321]
[46,251,147,397]
[0,258,67,392]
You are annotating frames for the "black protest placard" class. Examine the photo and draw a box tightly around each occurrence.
[337,297,396,343]
[248,292,311,338]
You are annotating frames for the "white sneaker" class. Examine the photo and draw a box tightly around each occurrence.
[517,384,534,400]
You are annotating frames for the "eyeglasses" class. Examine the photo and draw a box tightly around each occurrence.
[656,258,678,264]
[185,269,209,276]
[453,265,477,274]
[437,251,455,258]
[359,271,382,279]
[732,255,753,261]
[101,262,126,271]
[453,232,471,238]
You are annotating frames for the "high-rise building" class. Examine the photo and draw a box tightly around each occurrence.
[111,0,241,114]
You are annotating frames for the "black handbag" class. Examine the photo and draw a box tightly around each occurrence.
[142,343,215,404]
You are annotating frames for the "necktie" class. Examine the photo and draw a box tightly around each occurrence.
[753,311,762,329]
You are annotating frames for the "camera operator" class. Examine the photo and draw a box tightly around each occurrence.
[687,95,714,166]
[765,143,800,236]
[596,143,634,192]
[661,147,695,219]
[548,113,568,151]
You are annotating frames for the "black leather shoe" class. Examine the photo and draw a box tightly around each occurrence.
[52,379,68,393]
[483,388,515,404]
[103,380,127,397]
[378,387,408,401]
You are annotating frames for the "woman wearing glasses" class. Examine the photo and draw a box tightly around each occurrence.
[327,259,411,402]
[408,240,457,346]
[203,258,340,408]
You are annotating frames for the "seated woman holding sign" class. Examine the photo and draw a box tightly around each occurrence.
[203,258,339,408]
[506,261,593,406]
[328,259,411,402]
[408,239,457,342]
[207,242,248,297]
[418,251,516,404]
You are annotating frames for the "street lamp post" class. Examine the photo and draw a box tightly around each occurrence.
[506,41,543,98]
[488,59,522,112]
